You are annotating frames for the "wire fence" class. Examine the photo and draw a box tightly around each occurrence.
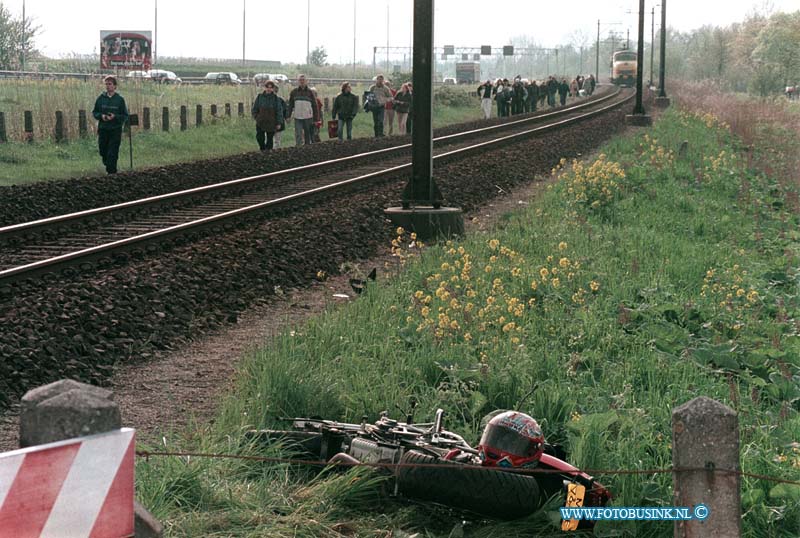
[134,449,800,487]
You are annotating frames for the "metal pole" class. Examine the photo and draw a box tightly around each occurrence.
[402,0,441,208]
[633,0,646,114]
[154,0,157,64]
[386,2,390,69]
[353,0,357,77]
[242,0,246,65]
[650,6,655,86]
[626,28,630,49]
[596,19,600,81]
[306,0,311,65]
[658,0,667,97]
[21,0,25,71]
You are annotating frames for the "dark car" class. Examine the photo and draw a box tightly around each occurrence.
[204,72,241,85]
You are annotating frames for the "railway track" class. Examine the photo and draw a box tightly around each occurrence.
[0,87,633,286]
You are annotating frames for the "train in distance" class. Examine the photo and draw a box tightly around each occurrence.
[611,50,637,87]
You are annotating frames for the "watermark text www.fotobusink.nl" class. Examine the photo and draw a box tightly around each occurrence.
[560,504,710,522]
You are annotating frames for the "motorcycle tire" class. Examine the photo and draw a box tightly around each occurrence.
[396,450,541,520]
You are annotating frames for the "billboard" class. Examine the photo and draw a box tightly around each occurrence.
[100,30,152,70]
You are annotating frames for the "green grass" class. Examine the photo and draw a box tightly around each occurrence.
[0,79,482,185]
[134,106,800,536]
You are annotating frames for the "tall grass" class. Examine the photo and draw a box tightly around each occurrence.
[136,105,800,536]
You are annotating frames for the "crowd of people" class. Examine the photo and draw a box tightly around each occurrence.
[90,71,598,174]
[248,73,414,152]
[477,74,596,119]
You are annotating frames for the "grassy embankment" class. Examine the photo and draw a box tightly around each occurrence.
[134,95,800,537]
[0,79,481,186]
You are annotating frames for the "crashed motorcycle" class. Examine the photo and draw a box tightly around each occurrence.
[249,407,611,525]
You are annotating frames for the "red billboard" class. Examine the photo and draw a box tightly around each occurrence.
[100,31,152,70]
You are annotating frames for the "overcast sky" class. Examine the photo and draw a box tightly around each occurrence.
[5,0,797,65]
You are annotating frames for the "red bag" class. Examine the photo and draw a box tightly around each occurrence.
[327,120,339,139]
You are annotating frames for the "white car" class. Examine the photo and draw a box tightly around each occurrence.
[271,74,289,82]
[443,77,456,85]
[126,70,150,79]
[148,69,181,84]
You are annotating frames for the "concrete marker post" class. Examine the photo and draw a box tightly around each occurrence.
[672,397,741,537]
[18,379,163,538]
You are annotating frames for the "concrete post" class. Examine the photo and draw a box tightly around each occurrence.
[196,104,203,126]
[672,397,741,537]
[162,107,170,132]
[238,102,245,117]
[180,106,187,131]
[225,103,232,117]
[18,379,163,538]
[0,111,6,143]
[143,107,151,130]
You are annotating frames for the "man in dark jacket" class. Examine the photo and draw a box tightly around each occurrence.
[92,76,129,174]
[512,77,527,115]
[332,82,359,141]
[558,78,570,106]
[527,81,539,112]
[546,76,558,107]
[251,80,285,151]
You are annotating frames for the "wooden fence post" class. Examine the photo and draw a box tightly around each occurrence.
[162,106,169,132]
[324,97,330,112]
[24,110,33,142]
[225,103,231,117]
[672,397,741,537]
[78,110,88,138]
[54,110,65,143]
[238,102,244,117]
[180,106,187,131]
[142,107,151,130]
[210,104,217,117]
[196,104,203,126]
[0,112,6,143]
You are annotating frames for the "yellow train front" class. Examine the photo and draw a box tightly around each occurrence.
[611,50,637,86]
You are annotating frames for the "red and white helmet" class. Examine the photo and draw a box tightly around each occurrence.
[478,411,545,468]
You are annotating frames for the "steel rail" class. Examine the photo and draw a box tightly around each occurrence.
[0,89,633,286]
[0,88,620,242]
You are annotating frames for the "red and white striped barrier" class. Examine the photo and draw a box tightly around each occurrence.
[0,428,135,538]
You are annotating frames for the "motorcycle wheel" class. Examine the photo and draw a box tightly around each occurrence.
[396,450,541,520]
